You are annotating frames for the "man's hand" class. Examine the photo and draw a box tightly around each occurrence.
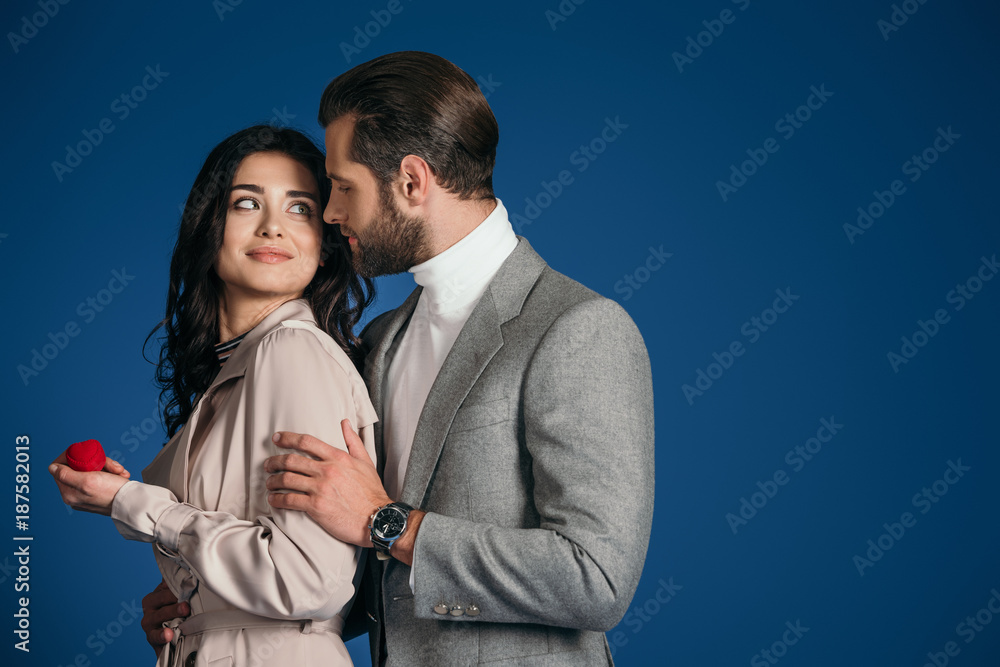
[266,419,391,548]
[141,580,190,658]
[49,451,130,515]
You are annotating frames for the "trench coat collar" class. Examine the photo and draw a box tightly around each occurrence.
[142,298,316,498]
[209,297,317,389]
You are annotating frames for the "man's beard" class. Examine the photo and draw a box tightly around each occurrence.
[349,183,430,278]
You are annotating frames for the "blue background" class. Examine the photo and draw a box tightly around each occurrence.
[2,0,998,665]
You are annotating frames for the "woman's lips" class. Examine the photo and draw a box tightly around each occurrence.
[246,246,294,263]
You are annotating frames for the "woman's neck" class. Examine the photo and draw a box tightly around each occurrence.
[217,293,300,343]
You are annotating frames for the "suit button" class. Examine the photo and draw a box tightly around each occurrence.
[466,604,480,617]
[449,605,465,617]
[433,603,449,615]
[184,650,198,667]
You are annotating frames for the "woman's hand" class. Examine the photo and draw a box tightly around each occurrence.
[49,451,131,515]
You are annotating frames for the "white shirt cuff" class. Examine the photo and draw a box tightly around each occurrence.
[409,551,416,593]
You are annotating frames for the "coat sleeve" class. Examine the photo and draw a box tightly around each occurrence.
[110,325,378,620]
[410,297,655,631]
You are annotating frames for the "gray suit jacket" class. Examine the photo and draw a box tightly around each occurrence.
[360,238,654,666]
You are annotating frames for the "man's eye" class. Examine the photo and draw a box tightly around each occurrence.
[338,187,350,194]
[233,198,259,210]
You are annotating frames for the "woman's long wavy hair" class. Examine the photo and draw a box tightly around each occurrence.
[146,125,374,439]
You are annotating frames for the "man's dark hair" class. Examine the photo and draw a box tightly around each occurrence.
[318,51,498,200]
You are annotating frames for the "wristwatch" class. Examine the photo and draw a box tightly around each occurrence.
[370,501,414,560]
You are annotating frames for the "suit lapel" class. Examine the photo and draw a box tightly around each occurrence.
[398,291,503,507]
[398,238,548,508]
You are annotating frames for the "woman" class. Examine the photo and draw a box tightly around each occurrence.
[50,125,376,666]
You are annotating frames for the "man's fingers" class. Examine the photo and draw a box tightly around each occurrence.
[263,452,320,476]
[141,601,189,630]
[142,585,178,613]
[271,431,336,460]
[341,419,374,466]
[268,490,312,512]
[146,625,173,648]
[266,471,314,494]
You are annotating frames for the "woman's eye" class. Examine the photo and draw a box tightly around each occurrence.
[289,203,313,215]
[233,198,259,210]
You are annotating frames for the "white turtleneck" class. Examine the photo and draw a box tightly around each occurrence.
[382,199,518,501]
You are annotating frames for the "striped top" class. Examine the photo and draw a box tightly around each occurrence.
[214,331,249,366]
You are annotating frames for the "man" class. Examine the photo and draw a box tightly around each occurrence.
[143,51,654,665]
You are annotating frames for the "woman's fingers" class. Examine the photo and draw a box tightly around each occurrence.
[103,456,131,478]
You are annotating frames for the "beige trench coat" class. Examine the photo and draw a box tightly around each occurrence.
[111,298,377,666]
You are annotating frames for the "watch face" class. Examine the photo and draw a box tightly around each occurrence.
[373,507,407,540]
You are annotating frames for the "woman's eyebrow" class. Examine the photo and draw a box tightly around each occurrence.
[231,184,318,203]
[286,190,318,203]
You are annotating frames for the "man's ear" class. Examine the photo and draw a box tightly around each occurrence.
[396,154,434,205]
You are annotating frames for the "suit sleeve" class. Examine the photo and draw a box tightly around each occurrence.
[111,326,378,620]
[411,298,655,631]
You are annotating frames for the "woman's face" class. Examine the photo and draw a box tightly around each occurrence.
[214,152,324,307]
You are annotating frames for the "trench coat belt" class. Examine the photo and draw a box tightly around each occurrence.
[157,609,345,667]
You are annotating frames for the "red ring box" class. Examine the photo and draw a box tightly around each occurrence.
[66,439,105,472]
